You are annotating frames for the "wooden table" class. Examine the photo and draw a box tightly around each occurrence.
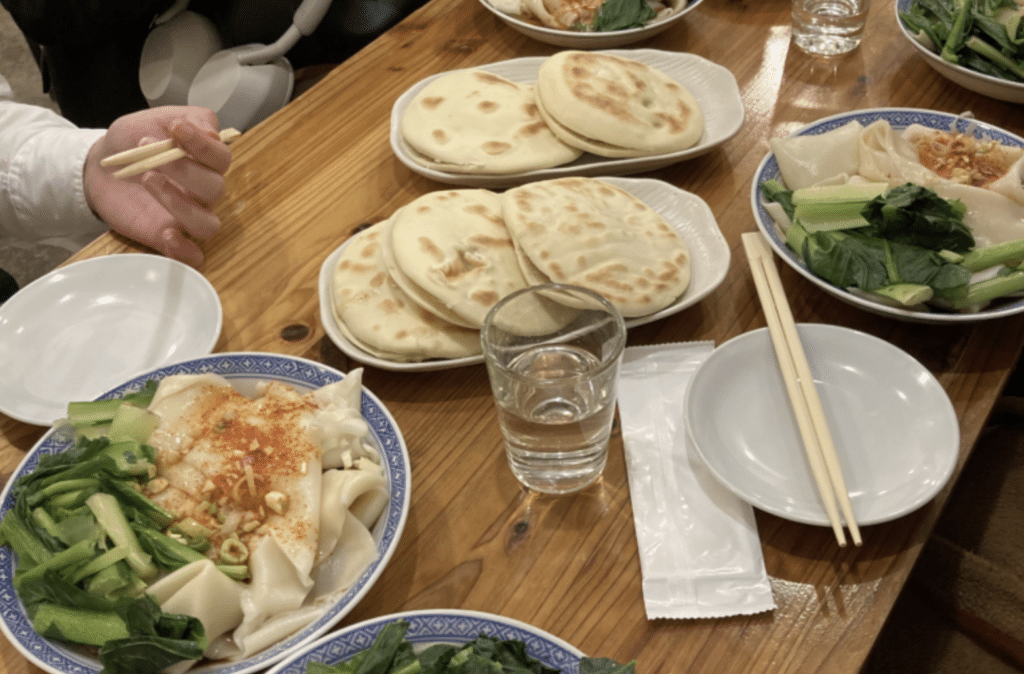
[3,0,1023,672]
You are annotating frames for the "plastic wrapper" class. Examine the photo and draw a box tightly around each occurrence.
[617,341,776,619]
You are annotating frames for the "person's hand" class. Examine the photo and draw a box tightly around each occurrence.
[84,106,233,267]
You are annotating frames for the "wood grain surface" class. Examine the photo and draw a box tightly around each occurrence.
[3,0,1023,672]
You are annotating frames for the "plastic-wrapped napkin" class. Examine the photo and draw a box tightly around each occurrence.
[617,341,776,619]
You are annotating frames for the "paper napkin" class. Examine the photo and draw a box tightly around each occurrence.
[617,341,776,619]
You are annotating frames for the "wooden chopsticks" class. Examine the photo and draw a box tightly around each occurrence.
[741,232,862,548]
[101,128,241,179]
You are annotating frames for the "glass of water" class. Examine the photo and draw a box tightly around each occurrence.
[481,284,626,495]
[792,0,869,56]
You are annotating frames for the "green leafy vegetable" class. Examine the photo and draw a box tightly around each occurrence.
[0,382,213,674]
[899,0,1024,83]
[763,181,1024,310]
[305,620,636,674]
[593,0,656,31]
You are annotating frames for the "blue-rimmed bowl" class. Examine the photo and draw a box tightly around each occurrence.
[0,352,411,674]
[750,107,1024,324]
[265,610,587,674]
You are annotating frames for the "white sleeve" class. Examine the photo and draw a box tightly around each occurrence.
[0,74,108,243]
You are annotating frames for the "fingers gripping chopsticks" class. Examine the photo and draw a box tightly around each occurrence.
[101,128,241,179]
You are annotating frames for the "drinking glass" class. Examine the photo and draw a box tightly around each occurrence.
[481,284,626,494]
[792,0,869,56]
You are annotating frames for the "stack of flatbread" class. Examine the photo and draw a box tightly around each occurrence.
[329,177,693,363]
[399,51,704,175]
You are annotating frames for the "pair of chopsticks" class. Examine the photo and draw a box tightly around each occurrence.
[100,128,241,179]
[741,232,862,548]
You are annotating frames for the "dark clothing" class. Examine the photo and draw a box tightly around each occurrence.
[2,0,427,127]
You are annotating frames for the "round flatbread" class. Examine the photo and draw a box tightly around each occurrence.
[501,177,691,317]
[383,189,529,328]
[400,69,582,175]
[534,51,704,157]
[331,222,482,362]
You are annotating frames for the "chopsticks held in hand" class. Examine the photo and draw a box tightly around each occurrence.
[741,232,862,548]
[101,128,241,179]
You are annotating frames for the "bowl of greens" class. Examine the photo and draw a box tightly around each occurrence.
[896,0,1024,104]
[0,352,411,674]
[750,108,1024,324]
[264,610,634,674]
[479,0,704,48]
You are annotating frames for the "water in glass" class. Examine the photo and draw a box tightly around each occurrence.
[792,0,868,56]
[494,344,616,494]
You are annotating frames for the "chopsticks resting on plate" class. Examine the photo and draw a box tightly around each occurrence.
[101,128,241,179]
[741,232,862,548]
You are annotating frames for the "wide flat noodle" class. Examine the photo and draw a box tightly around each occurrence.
[384,189,529,328]
[502,177,690,317]
[769,120,863,190]
[400,69,581,175]
[535,51,704,157]
[331,222,482,361]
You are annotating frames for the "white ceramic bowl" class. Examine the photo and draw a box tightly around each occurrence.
[0,254,222,425]
[265,610,587,674]
[479,0,705,48]
[0,352,411,674]
[896,0,1024,104]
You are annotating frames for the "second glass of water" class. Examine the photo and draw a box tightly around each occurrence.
[792,0,869,56]
[481,284,626,494]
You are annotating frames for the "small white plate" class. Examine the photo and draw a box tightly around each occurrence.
[896,0,1024,104]
[390,49,744,188]
[319,176,730,372]
[750,107,1024,324]
[686,324,959,526]
[0,254,222,426]
[265,609,586,674]
[479,0,705,49]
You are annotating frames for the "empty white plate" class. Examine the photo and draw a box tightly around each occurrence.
[685,323,959,526]
[0,254,222,426]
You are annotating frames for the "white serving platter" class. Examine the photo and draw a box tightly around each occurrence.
[750,107,1024,324]
[391,49,744,188]
[0,254,222,425]
[265,609,586,674]
[686,324,959,526]
[896,0,1024,104]
[0,352,411,674]
[479,0,706,49]
[319,176,730,371]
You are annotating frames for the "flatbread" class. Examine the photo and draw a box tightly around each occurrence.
[331,222,482,362]
[501,177,691,317]
[400,69,582,175]
[534,51,704,157]
[383,189,529,328]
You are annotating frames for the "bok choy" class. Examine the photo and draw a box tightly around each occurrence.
[762,181,1024,311]
[0,384,224,674]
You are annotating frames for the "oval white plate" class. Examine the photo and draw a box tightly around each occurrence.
[686,324,959,526]
[479,0,705,49]
[750,108,1024,324]
[319,176,731,371]
[0,352,411,674]
[896,0,1024,104]
[0,254,222,425]
[265,609,586,674]
[391,49,744,188]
